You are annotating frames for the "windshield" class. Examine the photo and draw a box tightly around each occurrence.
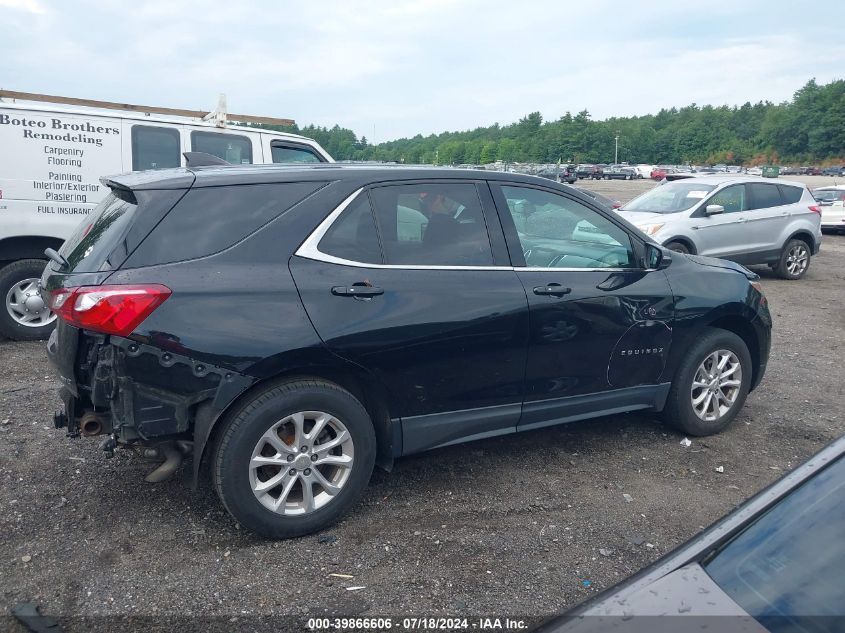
[813,189,844,202]
[622,181,716,214]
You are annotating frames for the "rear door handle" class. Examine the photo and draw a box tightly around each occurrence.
[533,283,572,297]
[331,285,384,297]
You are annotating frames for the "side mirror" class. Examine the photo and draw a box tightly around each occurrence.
[705,204,725,215]
[645,243,672,270]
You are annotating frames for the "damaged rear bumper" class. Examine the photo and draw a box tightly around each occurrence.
[47,329,255,483]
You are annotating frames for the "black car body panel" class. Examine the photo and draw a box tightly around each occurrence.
[534,435,845,631]
[42,164,771,486]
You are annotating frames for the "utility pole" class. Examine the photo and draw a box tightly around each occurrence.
[614,131,620,164]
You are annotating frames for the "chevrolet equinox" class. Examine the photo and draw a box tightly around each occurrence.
[42,163,772,538]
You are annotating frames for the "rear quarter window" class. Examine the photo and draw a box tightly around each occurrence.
[778,185,804,204]
[59,190,138,273]
[126,182,324,266]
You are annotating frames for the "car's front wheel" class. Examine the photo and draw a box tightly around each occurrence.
[773,238,811,280]
[662,328,751,436]
[213,379,376,539]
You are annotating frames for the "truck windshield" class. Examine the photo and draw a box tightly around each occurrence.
[622,182,716,214]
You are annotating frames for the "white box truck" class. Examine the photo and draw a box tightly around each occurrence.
[0,90,333,340]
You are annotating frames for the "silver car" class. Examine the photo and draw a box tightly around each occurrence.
[617,176,822,279]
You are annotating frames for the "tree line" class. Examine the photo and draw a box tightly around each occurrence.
[257,78,845,166]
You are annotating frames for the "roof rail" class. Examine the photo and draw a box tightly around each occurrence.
[183,152,231,168]
[0,89,295,127]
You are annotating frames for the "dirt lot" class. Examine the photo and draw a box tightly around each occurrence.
[2,177,844,631]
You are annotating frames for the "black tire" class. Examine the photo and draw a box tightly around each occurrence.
[773,238,811,280]
[0,259,54,341]
[212,379,376,539]
[665,241,691,255]
[661,328,752,436]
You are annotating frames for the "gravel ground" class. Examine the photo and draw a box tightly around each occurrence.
[2,177,844,631]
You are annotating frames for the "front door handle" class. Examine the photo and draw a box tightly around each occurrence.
[533,283,572,297]
[331,285,384,297]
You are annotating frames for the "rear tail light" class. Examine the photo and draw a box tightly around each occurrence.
[809,205,821,215]
[49,284,171,336]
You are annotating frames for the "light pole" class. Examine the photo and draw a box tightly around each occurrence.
[614,131,620,164]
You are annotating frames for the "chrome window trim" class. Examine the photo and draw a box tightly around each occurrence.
[295,187,650,273]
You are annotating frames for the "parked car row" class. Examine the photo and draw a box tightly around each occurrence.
[781,165,844,176]
[576,164,646,180]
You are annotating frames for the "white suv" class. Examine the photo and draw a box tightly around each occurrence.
[617,176,822,279]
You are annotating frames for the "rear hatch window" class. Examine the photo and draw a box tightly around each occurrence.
[58,189,139,273]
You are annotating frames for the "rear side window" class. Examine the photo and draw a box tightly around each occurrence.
[778,185,804,204]
[59,190,138,273]
[748,183,784,210]
[132,125,180,171]
[271,142,324,164]
[318,194,382,263]
[191,131,253,164]
[369,183,493,266]
[128,182,323,266]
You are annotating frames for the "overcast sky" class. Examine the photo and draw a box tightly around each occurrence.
[2,0,844,142]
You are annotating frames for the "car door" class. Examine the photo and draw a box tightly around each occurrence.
[490,183,674,432]
[690,184,749,258]
[289,180,529,455]
[744,182,790,255]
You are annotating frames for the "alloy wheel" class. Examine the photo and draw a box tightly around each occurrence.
[690,350,742,422]
[785,244,809,277]
[249,411,354,516]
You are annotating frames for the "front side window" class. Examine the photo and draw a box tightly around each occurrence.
[271,142,324,164]
[501,186,635,269]
[748,183,784,210]
[708,184,747,213]
[191,131,253,164]
[704,456,845,631]
[132,125,180,171]
[369,183,494,266]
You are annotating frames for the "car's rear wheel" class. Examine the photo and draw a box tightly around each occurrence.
[662,328,751,436]
[0,259,56,341]
[213,379,376,539]
[773,239,811,280]
[665,241,691,254]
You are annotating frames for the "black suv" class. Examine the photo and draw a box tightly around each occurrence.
[42,164,771,538]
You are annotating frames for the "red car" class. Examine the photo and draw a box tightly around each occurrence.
[650,166,674,180]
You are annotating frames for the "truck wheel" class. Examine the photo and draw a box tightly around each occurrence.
[213,379,376,539]
[0,259,56,341]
